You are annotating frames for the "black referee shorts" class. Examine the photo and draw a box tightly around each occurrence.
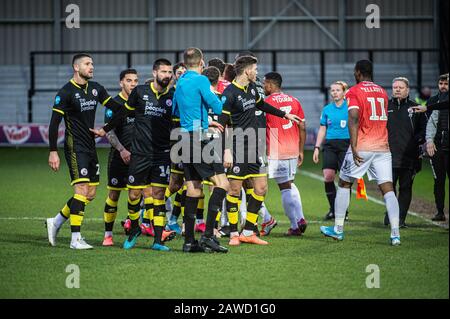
[182,135,225,182]
[322,139,350,171]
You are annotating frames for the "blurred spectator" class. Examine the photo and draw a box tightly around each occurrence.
[415,86,432,106]
[425,74,449,118]
[223,63,236,83]
[425,75,449,222]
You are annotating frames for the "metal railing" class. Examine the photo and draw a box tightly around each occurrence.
[28,48,438,122]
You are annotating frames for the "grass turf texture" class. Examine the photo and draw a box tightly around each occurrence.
[0,147,448,298]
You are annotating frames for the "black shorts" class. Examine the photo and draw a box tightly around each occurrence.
[107,150,129,190]
[64,150,100,186]
[184,162,225,182]
[227,155,268,180]
[127,154,170,189]
[322,139,350,171]
[170,162,185,175]
[182,136,225,182]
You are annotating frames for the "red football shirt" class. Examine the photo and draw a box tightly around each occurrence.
[217,79,231,94]
[265,92,305,160]
[345,81,389,152]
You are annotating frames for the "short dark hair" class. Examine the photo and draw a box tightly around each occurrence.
[173,62,186,73]
[223,63,236,82]
[72,53,92,66]
[202,66,220,86]
[119,68,138,81]
[355,60,373,79]
[264,72,282,88]
[235,50,257,61]
[207,58,226,75]
[234,56,258,76]
[439,73,449,82]
[153,58,172,71]
[184,47,203,68]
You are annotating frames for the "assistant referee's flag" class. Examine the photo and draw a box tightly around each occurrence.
[356,178,368,200]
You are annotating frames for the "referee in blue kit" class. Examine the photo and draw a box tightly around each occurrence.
[313,81,351,221]
[173,47,230,253]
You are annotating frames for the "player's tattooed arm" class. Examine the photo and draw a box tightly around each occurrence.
[106,130,131,164]
[348,108,363,166]
[106,130,124,152]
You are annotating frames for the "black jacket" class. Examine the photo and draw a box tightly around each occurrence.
[426,91,448,118]
[387,96,427,170]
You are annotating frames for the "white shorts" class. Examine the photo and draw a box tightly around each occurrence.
[340,151,392,185]
[268,158,297,184]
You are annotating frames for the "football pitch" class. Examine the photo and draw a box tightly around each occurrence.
[0,147,448,299]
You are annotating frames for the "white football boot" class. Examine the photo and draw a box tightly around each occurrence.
[70,237,93,250]
[46,218,59,247]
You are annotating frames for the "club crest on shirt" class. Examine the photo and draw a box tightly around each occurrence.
[92,89,98,97]
[340,120,347,128]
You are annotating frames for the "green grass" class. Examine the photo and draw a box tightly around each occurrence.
[0,147,448,299]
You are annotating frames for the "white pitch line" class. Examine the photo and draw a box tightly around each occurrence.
[0,171,446,229]
[298,170,447,229]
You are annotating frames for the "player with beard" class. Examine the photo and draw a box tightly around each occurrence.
[92,59,177,251]
[46,53,125,249]
[222,56,300,246]
[234,51,275,237]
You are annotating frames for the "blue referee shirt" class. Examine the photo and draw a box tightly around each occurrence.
[319,100,350,140]
[173,70,223,132]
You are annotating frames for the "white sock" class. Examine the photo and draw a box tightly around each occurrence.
[260,202,272,223]
[384,191,400,238]
[239,188,247,226]
[239,187,247,214]
[239,212,247,228]
[242,229,253,236]
[105,231,113,237]
[291,183,305,221]
[165,197,173,214]
[221,199,229,226]
[334,187,350,233]
[71,232,81,243]
[281,189,299,229]
[54,213,67,229]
